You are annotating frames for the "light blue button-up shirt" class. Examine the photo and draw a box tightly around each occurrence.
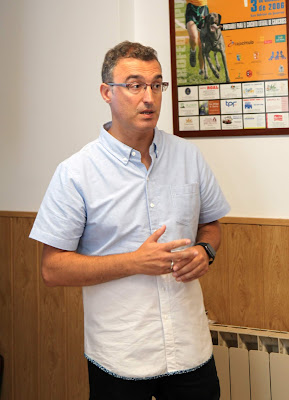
[30,123,230,379]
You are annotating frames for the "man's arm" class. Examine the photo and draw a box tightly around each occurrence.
[172,220,221,283]
[41,225,191,287]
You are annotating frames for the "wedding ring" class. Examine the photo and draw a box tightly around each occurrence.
[170,260,174,271]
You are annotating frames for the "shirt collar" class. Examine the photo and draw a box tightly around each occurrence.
[99,122,161,165]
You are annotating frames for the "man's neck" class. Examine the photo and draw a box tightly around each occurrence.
[107,123,154,170]
[107,124,154,155]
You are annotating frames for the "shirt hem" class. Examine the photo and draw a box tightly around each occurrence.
[84,353,213,381]
[29,227,79,251]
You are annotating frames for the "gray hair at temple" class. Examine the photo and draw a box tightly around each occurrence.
[101,41,160,83]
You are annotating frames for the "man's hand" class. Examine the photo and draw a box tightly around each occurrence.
[133,225,191,276]
[41,222,220,287]
[171,220,221,283]
[171,245,210,283]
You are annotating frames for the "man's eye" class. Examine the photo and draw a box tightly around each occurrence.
[130,83,142,89]
[153,83,161,90]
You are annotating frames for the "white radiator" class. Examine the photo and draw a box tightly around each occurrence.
[211,324,289,400]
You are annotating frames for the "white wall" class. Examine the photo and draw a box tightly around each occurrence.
[134,0,289,219]
[1,0,289,217]
[1,0,122,211]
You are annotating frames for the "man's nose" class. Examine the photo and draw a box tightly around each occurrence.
[142,86,154,103]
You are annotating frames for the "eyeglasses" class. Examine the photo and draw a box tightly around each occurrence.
[106,81,169,94]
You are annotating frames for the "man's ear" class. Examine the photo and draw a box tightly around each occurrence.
[100,83,112,104]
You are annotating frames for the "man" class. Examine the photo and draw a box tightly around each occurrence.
[30,41,230,399]
[186,0,209,72]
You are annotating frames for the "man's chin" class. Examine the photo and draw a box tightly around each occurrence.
[138,120,158,131]
[138,114,158,126]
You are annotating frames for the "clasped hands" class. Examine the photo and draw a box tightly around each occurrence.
[134,225,210,283]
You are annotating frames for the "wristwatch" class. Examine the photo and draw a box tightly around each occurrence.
[195,242,216,265]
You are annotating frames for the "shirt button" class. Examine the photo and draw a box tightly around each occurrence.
[123,157,127,162]
[132,151,136,156]
[150,203,155,208]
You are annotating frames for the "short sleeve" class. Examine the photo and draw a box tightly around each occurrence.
[29,162,86,251]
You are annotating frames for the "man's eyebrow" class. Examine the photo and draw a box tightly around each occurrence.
[125,74,163,82]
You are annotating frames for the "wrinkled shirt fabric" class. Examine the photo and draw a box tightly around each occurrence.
[30,123,230,379]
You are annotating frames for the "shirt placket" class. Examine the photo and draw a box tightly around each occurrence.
[146,158,177,372]
[156,274,178,371]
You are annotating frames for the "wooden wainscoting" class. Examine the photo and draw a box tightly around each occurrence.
[200,217,289,331]
[0,212,89,400]
[0,212,289,399]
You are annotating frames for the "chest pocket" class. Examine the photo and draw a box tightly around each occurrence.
[171,183,200,226]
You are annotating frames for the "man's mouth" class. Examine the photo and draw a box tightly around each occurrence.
[140,111,154,115]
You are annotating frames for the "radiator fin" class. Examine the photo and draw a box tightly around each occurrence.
[249,350,271,400]
[230,348,251,400]
[211,324,289,400]
[213,345,231,400]
[270,353,289,400]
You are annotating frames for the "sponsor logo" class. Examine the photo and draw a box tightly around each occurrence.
[223,116,233,124]
[185,88,191,95]
[226,101,237,107]
[266,83,277,92]
[245,102,253,109]
[228,40,254,47]
[274,115,283,121]
[275,35,286,43]
[246,70,253,77]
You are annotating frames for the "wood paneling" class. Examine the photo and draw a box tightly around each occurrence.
[0,215,88,400]
[227,224,264,328]
[39,279,66,399]
[12,217,39,400]
[38,235,67,400]
[66,286,89,400]
[263,226,289,331]
[1,212,289,399]
[0,217,13,400]
[200,224,230,324]
[219,217,289,227]
[201,221,289,331]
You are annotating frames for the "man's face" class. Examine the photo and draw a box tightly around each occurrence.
[108,58,163,136]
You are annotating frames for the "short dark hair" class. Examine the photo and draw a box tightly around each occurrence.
[101,41,160,83]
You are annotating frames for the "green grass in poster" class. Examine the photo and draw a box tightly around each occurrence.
[177,43,228,86]
[174,3,228,87]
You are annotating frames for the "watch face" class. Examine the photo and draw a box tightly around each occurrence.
[196,242,216,261]
[206,243,216,258]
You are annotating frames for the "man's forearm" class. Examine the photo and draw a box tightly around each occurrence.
[41,225,192,287]
[195,220,222,251]
[41,246,137,287]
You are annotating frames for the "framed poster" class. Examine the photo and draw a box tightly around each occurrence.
[169,0,289,137]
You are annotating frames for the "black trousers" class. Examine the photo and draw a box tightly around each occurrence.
[87,357,220,400]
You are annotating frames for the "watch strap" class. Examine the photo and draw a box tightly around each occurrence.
[195,242,216,265]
